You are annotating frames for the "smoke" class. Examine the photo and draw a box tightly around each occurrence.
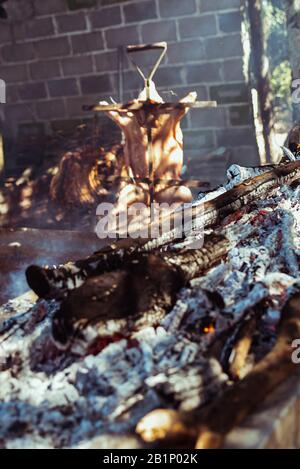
[2,255,64,305]
[7,270,27,301]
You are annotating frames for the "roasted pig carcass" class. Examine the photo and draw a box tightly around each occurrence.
[101,81,195,210]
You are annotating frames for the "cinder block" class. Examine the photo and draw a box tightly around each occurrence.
[80,74,112,94]
[123,70,144,91]
[204,33,243,59]
[159,0,196,18]
[190,107,228,128]
[48,78,79,97]
[229,145,260,166]
[89,6,122,29]
[35,37,70,58]
[106,25,139,49]
[72,32,104,54]
[155,66,185,87]
[229,104,252,126]
[210,83,248,104]
[141,20,177,43]
[0,23,12,43]
[61,55,94,76]
[34,0,66,16]
[5,103,36,122]
[201,0,241,12]
[67,0,97,10]
[6,85,19,104]
[221,58,244,81]
[56,12,87,33]
[218,11,242,33]
[184,129,215,149]
[178,15,217,39]
[216,127,256,147]
[65,95,113,117]
[65,96,91,117]
[94,51,119,72]
[124,0,158,23]
[30,60,61,80]
[24,17,54,39]
[168,40,206,64]
[1,64,29,83]
[169,85,208,101]
[36,99,66,120]
[2,43,35,63]
[186,62,221,84]
[18,82,47,101]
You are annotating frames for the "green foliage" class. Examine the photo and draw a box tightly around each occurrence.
[263,0,288,69]
[270,60,292,108]
[262,0,292,113]
[263,0,286,37]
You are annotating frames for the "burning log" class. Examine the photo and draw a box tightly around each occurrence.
[26,159,300,299]
[139,159,300,251]
[136,288,300,448]
[228,314,256,380]
[26,232,229,299]
[285,122,300,155]
[195,289,300,448]
[5,155,300,447]
[50,234,229,348]
[136,409,197,444]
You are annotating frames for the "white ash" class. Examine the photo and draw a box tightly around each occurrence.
[1,168,300,448]
[196,163,276,204]
[0,297,229,448]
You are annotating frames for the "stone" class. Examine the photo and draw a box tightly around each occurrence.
[105,25,139,49]
[71,32,104,54]
[80,75,112,94]
[48,78,79,98]
[56,12,87,33]
[178,15,217,39]
[218,11,242,33]
[30,60,61,80]
[210,83,249,104]
[89,6,122,29]
[124,0,158,23]
[159,0,196,17]
[34,38,70,58]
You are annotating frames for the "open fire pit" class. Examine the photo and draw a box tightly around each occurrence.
[2,151,300,448]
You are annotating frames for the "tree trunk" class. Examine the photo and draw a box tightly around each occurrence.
[283,0,300,121]
[247,0,276,163]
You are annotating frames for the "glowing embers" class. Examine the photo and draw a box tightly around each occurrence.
[203,324,216,335]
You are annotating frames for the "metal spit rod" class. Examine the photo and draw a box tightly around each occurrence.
[126,42,168,201]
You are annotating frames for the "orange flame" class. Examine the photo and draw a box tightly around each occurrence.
[203,324,215,334]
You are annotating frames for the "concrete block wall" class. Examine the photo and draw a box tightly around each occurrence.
[0,0,259,184]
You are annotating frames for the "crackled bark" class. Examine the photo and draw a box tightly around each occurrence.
[27,160,300,299]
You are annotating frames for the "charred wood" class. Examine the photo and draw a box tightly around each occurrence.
[195,289,300,448]
[27,160,300,298]
[228,314,256,380]
[50,234,229,347]
[136,289,300,448]
[26,234,229,299]
[140,160,300,251]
